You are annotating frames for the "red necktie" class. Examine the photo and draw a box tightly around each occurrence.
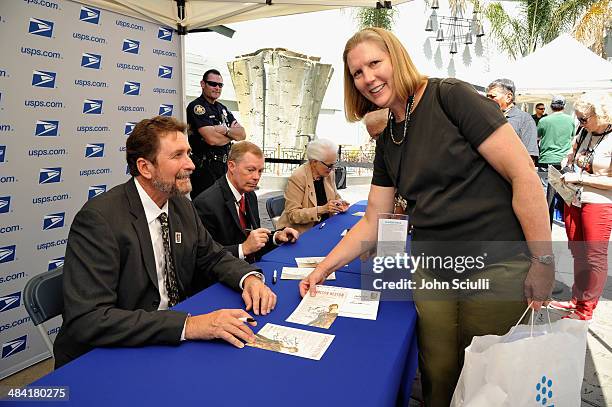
[238,196,247,231]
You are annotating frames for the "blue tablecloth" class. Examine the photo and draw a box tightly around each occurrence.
[261,201,367,272]
[18,261,418,407]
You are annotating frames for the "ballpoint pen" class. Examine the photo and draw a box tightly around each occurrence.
[273,269,277,284]
[319,222,326,230]
[238,317,256,323]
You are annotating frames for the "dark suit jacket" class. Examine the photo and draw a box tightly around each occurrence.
[53,178,258,368]
[193,176,275,262]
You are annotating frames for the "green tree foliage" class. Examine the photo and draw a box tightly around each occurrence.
[355,7,397,30]
[479,0,604,59]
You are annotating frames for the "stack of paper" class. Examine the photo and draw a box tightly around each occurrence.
[281,267,336,280]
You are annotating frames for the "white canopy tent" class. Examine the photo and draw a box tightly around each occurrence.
[487,34,612,103]
[79,0,413,33]
[78,0,413,115]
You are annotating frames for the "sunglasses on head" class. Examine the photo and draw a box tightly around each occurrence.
[319,160,336,170]
[205,80,224,88]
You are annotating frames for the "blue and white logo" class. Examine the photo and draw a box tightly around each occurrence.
[39,167,62,184]
[123,81,140,96]
[80,6,100,24]
[2,335,27,359]
[85,143,104,158]
[28,18,54,38]
[88,184,106,200]
[158,65,173,79]
[48,257,64,271]
[32,70,56,88]
[81,53,101,69]
[124,122,136,136]
[0,197,10,214]
[0,245,16,264]
[122,39,140,54]
[159,104,173,116]
[0,146,5,163]
[83,99,103,114]
[43,212,65,230]
[35,120,59,137]
[0,292,21,313]
[158,26,172,41]
[535,375,554,406]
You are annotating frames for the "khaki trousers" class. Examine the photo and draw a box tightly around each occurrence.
[413,256,530,407]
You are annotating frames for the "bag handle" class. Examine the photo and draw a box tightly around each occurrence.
[509,302,554,337]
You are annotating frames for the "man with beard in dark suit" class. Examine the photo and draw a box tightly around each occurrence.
[54,116,276,368]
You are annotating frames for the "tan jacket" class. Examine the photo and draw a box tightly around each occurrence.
[277,163,341,234]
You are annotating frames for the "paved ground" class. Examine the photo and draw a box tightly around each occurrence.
[2,182,610,406]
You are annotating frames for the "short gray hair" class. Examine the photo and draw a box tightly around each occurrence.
[487,78,516,103]
[574,92,612,124]
[306,138,338,161]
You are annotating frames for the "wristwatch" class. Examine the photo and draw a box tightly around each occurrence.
[530,254,555,265]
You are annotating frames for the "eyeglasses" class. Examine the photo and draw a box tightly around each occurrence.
[577,115,592,124]
[205,80,224,88]
[485,94,496,100]
[318,160,337,170]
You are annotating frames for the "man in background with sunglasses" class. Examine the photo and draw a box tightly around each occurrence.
[187,69,246,199]
[537,95,576,228]
[532,103,548,126]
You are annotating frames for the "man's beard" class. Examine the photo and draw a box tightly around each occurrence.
[152,170,192,195]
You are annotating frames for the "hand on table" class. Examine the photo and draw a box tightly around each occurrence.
[242,275,277,315]
[184,309,256,348]
[299,267,329,297]
[274,227,299,244]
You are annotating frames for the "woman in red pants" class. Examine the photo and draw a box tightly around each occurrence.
[550,92,612,320]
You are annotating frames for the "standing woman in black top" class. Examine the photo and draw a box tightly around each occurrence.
[300,28,553,406]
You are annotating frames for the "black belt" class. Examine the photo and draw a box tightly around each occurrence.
[193,152,227,166]
[205,152,228,163]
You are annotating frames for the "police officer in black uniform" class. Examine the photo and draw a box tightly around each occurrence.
[187,69,246,199]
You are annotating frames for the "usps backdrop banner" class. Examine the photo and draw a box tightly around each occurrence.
[0,0,182,379]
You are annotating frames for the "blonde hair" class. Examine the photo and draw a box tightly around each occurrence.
[574,92,612,124]
[343,27,426,122]
[228,141,263,163]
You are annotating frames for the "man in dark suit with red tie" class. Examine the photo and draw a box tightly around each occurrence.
[54,117,277,368]
[193,141,298,262]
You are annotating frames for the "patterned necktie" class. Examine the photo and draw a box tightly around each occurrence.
[158,212,180,307]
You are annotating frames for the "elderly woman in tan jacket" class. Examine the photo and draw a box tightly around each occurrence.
[276,139,348,233]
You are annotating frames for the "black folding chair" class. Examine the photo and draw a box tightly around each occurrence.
[23,266,64,353]
[265,196,286,228]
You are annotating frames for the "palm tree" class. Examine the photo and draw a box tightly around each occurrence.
[574,0,612,57]
[479,0,605,59]
[355,6,397,30]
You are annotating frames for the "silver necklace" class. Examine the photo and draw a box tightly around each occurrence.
[389,95,415,146]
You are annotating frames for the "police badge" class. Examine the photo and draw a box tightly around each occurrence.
[194,105,205,115]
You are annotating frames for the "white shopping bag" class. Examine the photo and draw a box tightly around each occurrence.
[451,309,588,407]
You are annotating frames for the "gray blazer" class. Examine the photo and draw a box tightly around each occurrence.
[53,178,257,368]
